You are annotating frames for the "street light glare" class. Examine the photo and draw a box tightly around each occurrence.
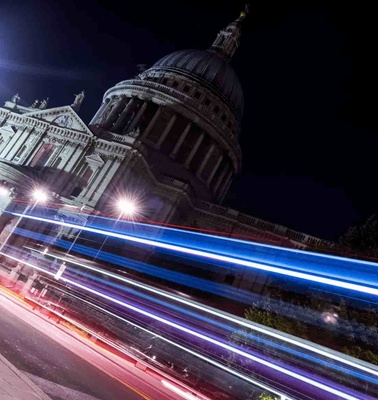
[32,189,48,203]
[118,199,136,216]
[0,187,9,197]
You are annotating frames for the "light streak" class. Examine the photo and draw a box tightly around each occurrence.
[11,212,378,297]
[0,250,362,399]
[61,281,361,399]
[39,248,378,381]
[50,284,290,399]
[161,380,201,400]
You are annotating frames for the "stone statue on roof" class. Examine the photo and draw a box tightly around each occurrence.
[39,97,49,109]
[71,90,85,112]
[11,93,20,104]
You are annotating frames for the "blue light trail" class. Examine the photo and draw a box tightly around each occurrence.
[9,211,378,297]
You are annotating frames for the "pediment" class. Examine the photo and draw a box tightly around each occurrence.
[85,153,105,166]
[23,106,93,136]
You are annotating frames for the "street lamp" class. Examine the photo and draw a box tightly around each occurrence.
[117,198,136,218]
[0,186,10,197]
[0,188,49,253]
[92,197,137,262]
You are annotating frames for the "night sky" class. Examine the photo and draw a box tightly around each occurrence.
[0,1,376,241]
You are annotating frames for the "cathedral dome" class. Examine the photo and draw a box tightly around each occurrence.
[151,49,244,121]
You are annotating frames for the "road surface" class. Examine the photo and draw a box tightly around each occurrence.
[0,291,178,400]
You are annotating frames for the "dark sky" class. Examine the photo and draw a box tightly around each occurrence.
[0,0,376,241]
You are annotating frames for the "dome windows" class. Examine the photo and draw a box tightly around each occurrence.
[183,84,191,93]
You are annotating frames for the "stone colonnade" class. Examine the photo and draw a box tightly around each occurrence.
[91,95,234,201]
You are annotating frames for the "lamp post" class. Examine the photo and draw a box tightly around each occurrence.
[92,198,136,262]
[54,203,87,281]
[0,188,48,254]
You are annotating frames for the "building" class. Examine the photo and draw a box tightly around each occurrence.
[0,8,328,292]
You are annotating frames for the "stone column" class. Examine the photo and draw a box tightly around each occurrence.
[217,170,233,198]
[21,271,38,296]
[184,132,204,168]
[197,144,215,177]
[113,97,136,132]
[219,174,233,202]
[89,100,108,125]
[98,98,116,126]
[207,154,224,185]
[213,163,229,193]
[7,265,22,284]
[104,97,125,129]
[140,105,162,140]
[156,114,177,148]
[3,126,29,161]
[10,127,29,160]
[124,101,148,135]
[87,157,120,203]
[170,121,191,158]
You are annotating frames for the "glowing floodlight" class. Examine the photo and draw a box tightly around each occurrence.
[31,188,48,203]
[117,198,136,217]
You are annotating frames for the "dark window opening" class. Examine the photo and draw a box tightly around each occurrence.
[183,85,190,93]
[194,91,201,99]
[204,98,211,106]
[70,186,83,197]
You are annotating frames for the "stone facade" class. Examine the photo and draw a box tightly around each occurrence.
[0,9,329,290]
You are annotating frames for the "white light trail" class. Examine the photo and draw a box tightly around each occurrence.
[39,248,378,380]
[0,252,289,399]
[11,213,378,297]
[0,250,360,399]
[161,380,201,400]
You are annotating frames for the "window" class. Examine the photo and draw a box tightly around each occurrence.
[52,157,62,169]
[172,81,178,88]
[30,144,55,167]
[183,84,190,93]
[204,98,211,106]
[194,91,201,99]
[81,166,93,186]
[162,78,168,85]
[221,114,226,122]
[15,145,27,158]
[214,106,220,114]
[70,186,82,197]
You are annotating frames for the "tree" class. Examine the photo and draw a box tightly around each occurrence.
[339,214,378,256]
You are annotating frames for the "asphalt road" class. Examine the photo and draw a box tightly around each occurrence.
[0,293,159,400]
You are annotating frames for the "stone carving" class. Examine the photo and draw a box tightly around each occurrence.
[31,99,40,108]
[39,98,49,109]
[128,127,140,138]
[11,93,20,104]
[71,90,85,112]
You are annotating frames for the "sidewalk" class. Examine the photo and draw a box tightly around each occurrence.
[0,353,52,400]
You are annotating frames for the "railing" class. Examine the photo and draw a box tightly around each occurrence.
[194,199,330,247]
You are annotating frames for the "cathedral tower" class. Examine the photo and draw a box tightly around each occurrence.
[89,7,249,208]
